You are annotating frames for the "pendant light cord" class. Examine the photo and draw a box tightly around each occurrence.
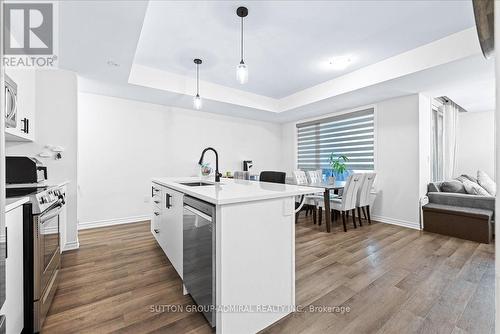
[196,63,199,95]
[240,17,244,63]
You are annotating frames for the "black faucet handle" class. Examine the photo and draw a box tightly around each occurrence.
[215,172,223,182]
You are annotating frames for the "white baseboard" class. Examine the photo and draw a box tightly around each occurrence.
[62,240,80,252]
[371,215,421,230]
[78,215,150,230]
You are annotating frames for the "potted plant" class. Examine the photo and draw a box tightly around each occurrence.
[329,154,349,182]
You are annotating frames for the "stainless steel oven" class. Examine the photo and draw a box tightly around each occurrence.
[33,200,62,333]
[4,74,17,128]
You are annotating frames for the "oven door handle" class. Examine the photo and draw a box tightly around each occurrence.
[40,204,63,222]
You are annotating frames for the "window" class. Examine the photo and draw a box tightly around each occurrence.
[296,108,375,172]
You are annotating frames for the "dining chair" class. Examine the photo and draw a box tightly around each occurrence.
[306,170,322,183]
[293,170,323,224]
[356,172,376,226]
[259,171,286,184]
[293,170,309,185]
[327,173,364,232]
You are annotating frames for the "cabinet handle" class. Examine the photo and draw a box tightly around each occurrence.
[5,227,7,259]
[21,118,29,133]
[154,229,159,234]
[166,194,172,209]
[154,200,160,204]
[154,212,160,216]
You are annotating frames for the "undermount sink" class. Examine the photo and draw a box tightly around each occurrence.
[179,182,214,187]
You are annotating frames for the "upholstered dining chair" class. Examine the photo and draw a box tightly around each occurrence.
[356,172,376,226]
[293,170,309,185]
[259,171,286,184]
[329,173,364,232]
[306,170,323,183]
[293,170,322,224]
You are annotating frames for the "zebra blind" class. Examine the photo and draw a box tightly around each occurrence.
[296,108,375,171]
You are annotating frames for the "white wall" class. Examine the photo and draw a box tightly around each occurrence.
[78,93,283,226]
[281,94,425,229]
[373,95,421,228]
[6,70,79,250]
[456,111,495,179]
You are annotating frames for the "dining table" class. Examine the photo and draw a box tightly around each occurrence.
[286,179,346,232]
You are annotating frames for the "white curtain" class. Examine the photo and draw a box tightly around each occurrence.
[442,102,460,180]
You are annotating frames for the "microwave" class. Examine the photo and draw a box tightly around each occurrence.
[4,74,17,128]
[6,156,48,184]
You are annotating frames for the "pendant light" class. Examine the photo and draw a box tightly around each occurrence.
[193,58,202,110]
[236,6,248,84]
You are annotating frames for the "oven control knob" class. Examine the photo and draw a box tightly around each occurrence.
[58,194,66,205]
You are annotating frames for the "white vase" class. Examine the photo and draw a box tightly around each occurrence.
[328,176,336,184]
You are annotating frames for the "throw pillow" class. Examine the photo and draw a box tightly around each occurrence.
[477,170,496,196]
[462,179,490,196]
[456,174,478,184]
[440,180,466,193]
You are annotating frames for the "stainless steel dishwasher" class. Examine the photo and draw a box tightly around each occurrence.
[183,195,216,327]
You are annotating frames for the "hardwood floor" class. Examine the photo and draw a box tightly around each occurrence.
[42,216,494,334]
[42,222,212,334]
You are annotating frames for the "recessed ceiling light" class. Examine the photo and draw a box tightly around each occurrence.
[107,60,119,67]
[327,56,353,70]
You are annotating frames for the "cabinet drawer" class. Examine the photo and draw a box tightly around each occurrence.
[151,210,161,242]
[152,196,162,209]
[151,184,162,208]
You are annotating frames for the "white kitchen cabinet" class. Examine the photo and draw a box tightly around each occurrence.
[1,206,25,334]
[161,187,184,278]
[150,182,183,278]
[5,68,36,142]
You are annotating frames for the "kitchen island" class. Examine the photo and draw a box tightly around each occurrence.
[150,177,315,334]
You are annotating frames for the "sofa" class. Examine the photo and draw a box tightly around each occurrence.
[424,180,495,243]
[427,181,495,215]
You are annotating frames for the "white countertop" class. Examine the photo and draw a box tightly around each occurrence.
[6,180,70,189]
[5,197,29,212]
[152,177,317,205]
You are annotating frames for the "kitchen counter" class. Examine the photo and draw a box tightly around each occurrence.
[6,180,70,189]
[151,176,317,334]
[151,176,314,205]
[5,197,29,212]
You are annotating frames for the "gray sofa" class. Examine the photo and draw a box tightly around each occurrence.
[427,181,495,217]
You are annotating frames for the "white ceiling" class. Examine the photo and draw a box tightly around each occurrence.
[134,1,475,98]
[58,1,494,123]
